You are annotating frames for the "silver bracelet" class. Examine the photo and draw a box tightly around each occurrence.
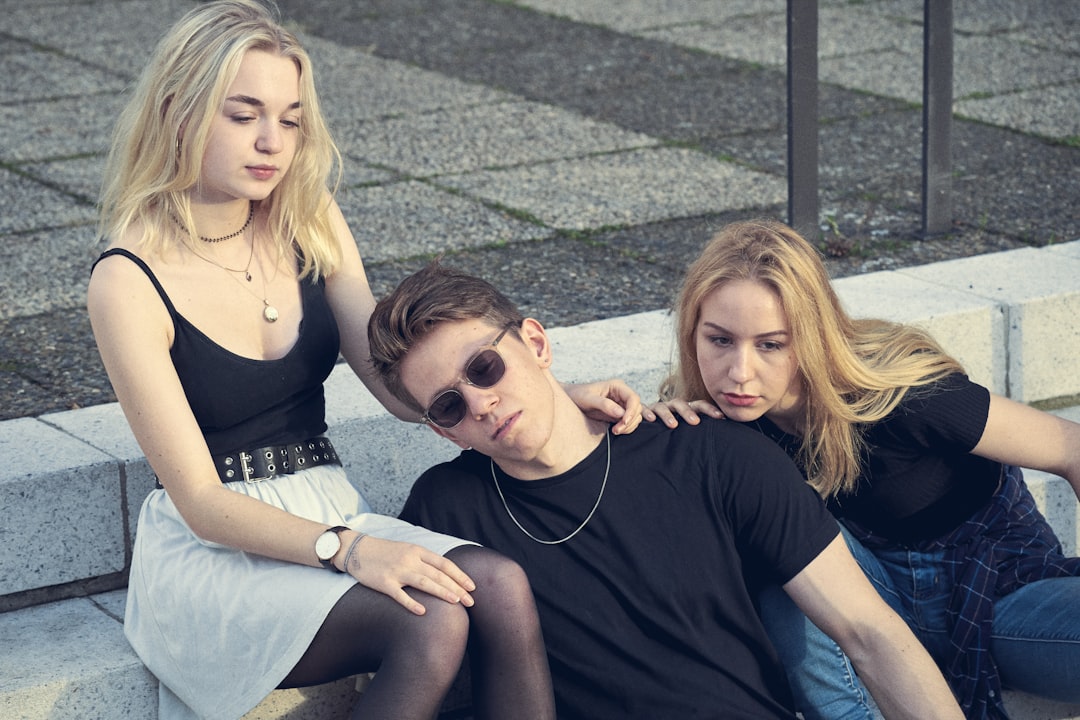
[341,532,367,574]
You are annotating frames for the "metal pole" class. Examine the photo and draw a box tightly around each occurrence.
[787,0,819,235]
[922,0,954,235]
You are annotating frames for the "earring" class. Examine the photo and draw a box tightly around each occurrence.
[176,136,182,158]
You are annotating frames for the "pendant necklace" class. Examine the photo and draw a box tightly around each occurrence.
[490,428,609,545]
[188,220,279,323]
[188,230,255,282]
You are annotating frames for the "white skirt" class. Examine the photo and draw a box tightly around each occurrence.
[124,464,471,720]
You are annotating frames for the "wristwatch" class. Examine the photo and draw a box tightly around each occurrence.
[315,525,348,573]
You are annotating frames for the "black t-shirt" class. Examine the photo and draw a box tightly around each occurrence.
[754,373,999,543]
[401,418,839,719]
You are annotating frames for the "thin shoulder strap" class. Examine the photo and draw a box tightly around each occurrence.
[92,248,179,317]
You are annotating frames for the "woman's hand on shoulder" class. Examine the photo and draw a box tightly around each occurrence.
[564,378,643,435]
[338,533,476,615]
[645,398,725,427]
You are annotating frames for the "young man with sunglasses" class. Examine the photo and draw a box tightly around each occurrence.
[367,261,963,720]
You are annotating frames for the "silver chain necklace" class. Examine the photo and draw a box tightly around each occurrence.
[187,223,279,323]
[490,428,610,545]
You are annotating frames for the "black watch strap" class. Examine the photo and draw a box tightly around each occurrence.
[318,525,349,573]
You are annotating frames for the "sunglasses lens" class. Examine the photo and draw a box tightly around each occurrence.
[425,342,509,428]
[427,390,466,429]
[466,349,505,387]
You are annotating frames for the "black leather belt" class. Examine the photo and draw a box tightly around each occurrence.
[214,436,340,484]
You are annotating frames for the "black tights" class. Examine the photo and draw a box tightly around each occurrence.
[281,545,555,720]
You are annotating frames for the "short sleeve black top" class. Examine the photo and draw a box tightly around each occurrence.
[753,373,999,543]
[402,418,839,719]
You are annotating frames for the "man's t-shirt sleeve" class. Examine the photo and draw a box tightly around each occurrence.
[399,455,487,541]
[712,422,840,585]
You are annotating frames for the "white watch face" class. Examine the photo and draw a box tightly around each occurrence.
[315,530,341,560]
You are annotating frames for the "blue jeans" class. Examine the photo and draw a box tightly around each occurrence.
[759,525,1080,720]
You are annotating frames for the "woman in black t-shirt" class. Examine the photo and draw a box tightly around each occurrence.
[651,219,1080,719]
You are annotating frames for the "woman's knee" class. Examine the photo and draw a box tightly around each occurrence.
[448,546,532,603]
[412,586,471,640]
[339,583,470,667]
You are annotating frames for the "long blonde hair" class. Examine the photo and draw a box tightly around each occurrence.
[98,0,343,279]
[662,220,964,496]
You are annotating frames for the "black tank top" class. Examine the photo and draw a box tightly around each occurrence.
[93,248,340,455]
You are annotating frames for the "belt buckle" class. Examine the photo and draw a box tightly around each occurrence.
[239,451,272,484]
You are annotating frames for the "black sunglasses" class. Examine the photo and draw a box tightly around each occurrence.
[421,328,511,429]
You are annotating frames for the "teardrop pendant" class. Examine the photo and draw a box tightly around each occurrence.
[263,302,279,323]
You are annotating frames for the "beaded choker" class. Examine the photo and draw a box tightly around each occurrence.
[172,201,254,243]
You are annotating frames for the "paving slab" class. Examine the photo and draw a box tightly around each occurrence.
[0,228,104,318]
[539,0,1080,149]
[19,155,106,204]
[0,591,157,720]
[1,0,190,75]
[1013,18,1080,55]
[339,162,399,188]
[0,51,128,103]
[338,100,659,177]
[953,35,1080,100]
[335,180,554,262]
[0,95,125,162]
[641,5,921,68]
[513,0,770,33]
[0,35,33,55]
[546,309,674,397]
[957,84,1080,142]
[366,228,697,327]
[303,35,512,124]
[947,123,1080,244]
[0,585,366,720]
[441,146,786,231]
[0,170,94,237]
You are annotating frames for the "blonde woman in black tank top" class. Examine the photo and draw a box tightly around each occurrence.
[89,3,640,718]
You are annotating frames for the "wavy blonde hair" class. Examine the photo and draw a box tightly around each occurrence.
[98,0,342,279]
[662,220,964,497]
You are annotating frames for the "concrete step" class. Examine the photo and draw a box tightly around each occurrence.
[1,243,1079,717]
[0,588,363,719]
[3,587,1078,720]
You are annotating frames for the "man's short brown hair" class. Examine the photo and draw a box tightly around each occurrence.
[367,260,525,414]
